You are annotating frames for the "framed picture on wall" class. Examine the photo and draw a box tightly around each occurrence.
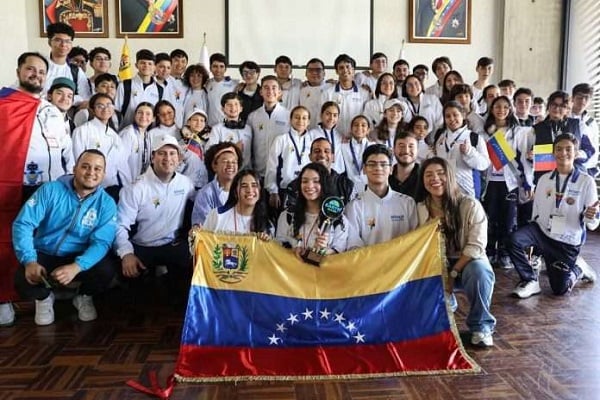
[40,0,108,38]
[409,0,471,44]
[116,0,183,38]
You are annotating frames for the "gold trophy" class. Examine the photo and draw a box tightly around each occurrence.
[301,196,345,266]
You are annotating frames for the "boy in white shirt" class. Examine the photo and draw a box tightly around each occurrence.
[205,53,239,126]
[346,144,417,248]
[275,55,302,110]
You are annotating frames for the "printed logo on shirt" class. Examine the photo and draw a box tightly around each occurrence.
[390,215,405,222]
[81,208,97,228]
[174,189,186,196]
[275,120,286,126]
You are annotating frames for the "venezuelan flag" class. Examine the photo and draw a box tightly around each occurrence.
[186,138,203,159]
[175,222,479,381]
[534,144,556,172]
[486,129,516,171]
[0,88,40,301]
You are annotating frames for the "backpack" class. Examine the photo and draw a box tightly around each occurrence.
[68,64,80,95]
[120,79,164,117]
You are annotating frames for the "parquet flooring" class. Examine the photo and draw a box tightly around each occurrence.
[1,234,600,400]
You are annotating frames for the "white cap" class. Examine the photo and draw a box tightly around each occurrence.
[383,98,406,112]
[152,135,182,153]
[185,108,208,124]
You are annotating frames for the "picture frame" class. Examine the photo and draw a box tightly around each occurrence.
[40,0,109,38]
[409,0,471,44]
[115,0,183,38]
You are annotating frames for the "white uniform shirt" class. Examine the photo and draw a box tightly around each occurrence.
[72,118,125,187]
[533,169,599,246]
[247,103,290,177]
[339,138,375,193]
[160,76,186,128]
[23,100,73,186]
[354,71,378,93]
[401,93,443,136]
[114,168,195,257]
[114,75,162,127]
[573,111,600,172]
[299,82,329,129]
[207,122,253,169]
[119,124,152,187]
[204,206,253,234]
[321,83,370,137]
[276,211,349,253]
[425,81,443,99]
[205,77,239,127]
[182,88,208,124]
[45,58,91,105]
[433,126,490,197]
[265,129,314,194]
[345,187,418,247]
[279,78,302,110]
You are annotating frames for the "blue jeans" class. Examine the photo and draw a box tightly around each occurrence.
[454,258,496,334]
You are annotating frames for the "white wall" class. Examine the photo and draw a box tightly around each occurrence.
[2,0,559,97]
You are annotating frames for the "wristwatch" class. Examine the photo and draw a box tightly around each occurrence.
[450,269,460,278]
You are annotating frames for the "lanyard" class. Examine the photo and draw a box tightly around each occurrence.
[444,127,467,153]
[301,216,320,250]
[408,98,420,115]
[135,124,150,174]
[288,131,307,165]
[321,124,336,155]
[554,171,572,210]
[349,140,363,173]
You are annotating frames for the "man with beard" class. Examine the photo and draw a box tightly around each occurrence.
[389,131,421,200]
[0,52,73,326]
[285,138,355,210]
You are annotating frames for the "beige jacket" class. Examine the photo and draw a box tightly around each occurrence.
[416,196,487,260]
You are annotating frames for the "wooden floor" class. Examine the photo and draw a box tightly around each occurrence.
[1,234,600,400]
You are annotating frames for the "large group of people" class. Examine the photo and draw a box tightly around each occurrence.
[0,22,598,350]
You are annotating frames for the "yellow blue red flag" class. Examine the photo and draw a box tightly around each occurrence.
[486,129,516,170]
[175,222,479,381]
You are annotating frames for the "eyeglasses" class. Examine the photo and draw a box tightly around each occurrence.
[549,102,568,109]
[365,161,391,169]
[51,38,73,45]
[94,103,115,110]
[242,70,257,76]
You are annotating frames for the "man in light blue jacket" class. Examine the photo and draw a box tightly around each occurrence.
[12,150,117,325]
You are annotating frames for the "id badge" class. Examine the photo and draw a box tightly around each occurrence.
[550,214,567,235]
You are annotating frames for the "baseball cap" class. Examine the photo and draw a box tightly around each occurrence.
[185,108,208,123]
[384,98,406,112]
[152,135,181,153]
[49,77,76,93]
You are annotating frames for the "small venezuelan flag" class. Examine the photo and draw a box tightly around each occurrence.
[486,129,516,171]
[534,144,556,172]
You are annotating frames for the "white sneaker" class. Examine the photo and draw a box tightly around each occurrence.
[576,256,597,283]
[512,280,541,299]
[471,331,494,347]
[35,292,55,326]
[0,302,15,326]
[72,294,97,322]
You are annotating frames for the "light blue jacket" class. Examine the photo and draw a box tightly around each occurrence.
[12,175,117,270]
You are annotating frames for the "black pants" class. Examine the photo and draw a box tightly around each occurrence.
[14,252,116,300]
[123,241,193,298]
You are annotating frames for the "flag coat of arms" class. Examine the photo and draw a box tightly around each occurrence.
[486,129,516,171]
[533,144,556,172]
[175,222,479,381]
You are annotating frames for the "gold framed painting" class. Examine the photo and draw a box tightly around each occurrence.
[409,0,471,44]
[40,0,109,38]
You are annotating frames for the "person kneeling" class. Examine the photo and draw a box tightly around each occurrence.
[12,150,117,325]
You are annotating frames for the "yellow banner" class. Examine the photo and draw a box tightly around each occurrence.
[192,221,444,300]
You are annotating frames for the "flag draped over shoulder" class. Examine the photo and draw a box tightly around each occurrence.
[118,37,133,81]
[486,129,516,170]
[0,88,40,301]
[175,222,480,382]
[533,144,556,172]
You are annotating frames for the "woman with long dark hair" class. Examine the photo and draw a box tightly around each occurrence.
[416,157,496,347]
[276,163,348,258]
[203,169,271,237]
[482,95,534,269]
